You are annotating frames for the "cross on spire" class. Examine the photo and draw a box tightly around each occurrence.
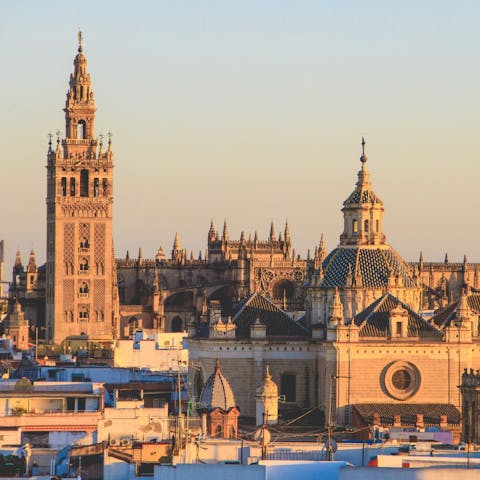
[360,136,367,164]
[78,29,83,51]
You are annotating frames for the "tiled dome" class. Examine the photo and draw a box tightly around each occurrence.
[321,245,417,289]
[199,360,237,410]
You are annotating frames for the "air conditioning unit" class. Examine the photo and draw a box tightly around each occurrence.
[120,438,132,447]
[109,439,119,447]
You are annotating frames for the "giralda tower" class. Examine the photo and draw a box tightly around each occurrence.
[46,33,117,344]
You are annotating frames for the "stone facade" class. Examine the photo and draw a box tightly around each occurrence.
[45,34,118,344]
[187,142,480,427]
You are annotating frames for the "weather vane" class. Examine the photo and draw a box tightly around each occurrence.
[78,29,83,49]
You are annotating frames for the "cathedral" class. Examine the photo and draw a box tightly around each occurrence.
[6,35,480,428]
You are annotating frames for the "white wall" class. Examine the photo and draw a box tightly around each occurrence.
[155,461,346,480]
[339,467,480,480]
[98,406,169,442]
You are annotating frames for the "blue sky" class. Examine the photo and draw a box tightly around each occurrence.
[1,1,480,273]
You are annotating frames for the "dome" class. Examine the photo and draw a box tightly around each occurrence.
[321,245,418,289]
[199,360,237,411]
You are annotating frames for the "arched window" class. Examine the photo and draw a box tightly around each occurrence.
[94,178,99,197]
[79,258,89,272]
[364,219,369,233]
[80,169,89,197]
[79,309,89,321]
[79,282,89,294]
[70,178,76,196]
[171,316,183,333]
[352,219,358,233]
[102,178,109,196]
[215,425,223,437]
[77,120,86,139]
[376,219,379,232]
[80,237,89,249]
[61,178,67,196]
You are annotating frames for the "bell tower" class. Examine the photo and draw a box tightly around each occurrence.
[46,33,117,344]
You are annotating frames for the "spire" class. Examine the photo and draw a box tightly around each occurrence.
[444,252,449,264]
[64,31,96,143]
[14,250,22,270]
[222,220,229,242]
[329,287,344,326]
[318,234,327,263]
[26,249,37,273]
[284,221,291,244]
[269,221,275,243]
[55,130,62,159]
[173,232,181,251]
[208,221,216,243]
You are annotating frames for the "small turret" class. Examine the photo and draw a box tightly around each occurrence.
[26,249,37,273]
[208,221,216,244]
[328,287,344,327]
[256,365,279,426]
[284,221,291,244]
[172,232,183,262]
[222,220,229,242]
[269,221,275,243]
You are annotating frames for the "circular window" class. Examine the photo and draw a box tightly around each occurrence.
[382,361,420,401]
[392,369,411,390]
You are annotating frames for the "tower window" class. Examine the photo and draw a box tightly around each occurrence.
[102,179,109,196]
[79,237,89,249]
[79,309,89,321]
[280,373,296,402]
[77,120,86,139]
[80,169,89,197]
[61,178,67,196]
[70,178,76,196]
[79,258,89,272]
[79,282,89,294]
[94,178,99,197]
[364,219,369,233]
[352,219,358,233]
[376,219,379,232]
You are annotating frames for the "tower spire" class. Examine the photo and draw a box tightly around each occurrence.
[284,220,291,244]
[269,221,275,243]
[222,220,229,242]
[64,31,97,146]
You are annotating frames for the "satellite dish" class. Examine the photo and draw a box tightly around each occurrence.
[253,426,271,447]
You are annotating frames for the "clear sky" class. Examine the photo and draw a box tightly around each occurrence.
[1,0,480,275]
